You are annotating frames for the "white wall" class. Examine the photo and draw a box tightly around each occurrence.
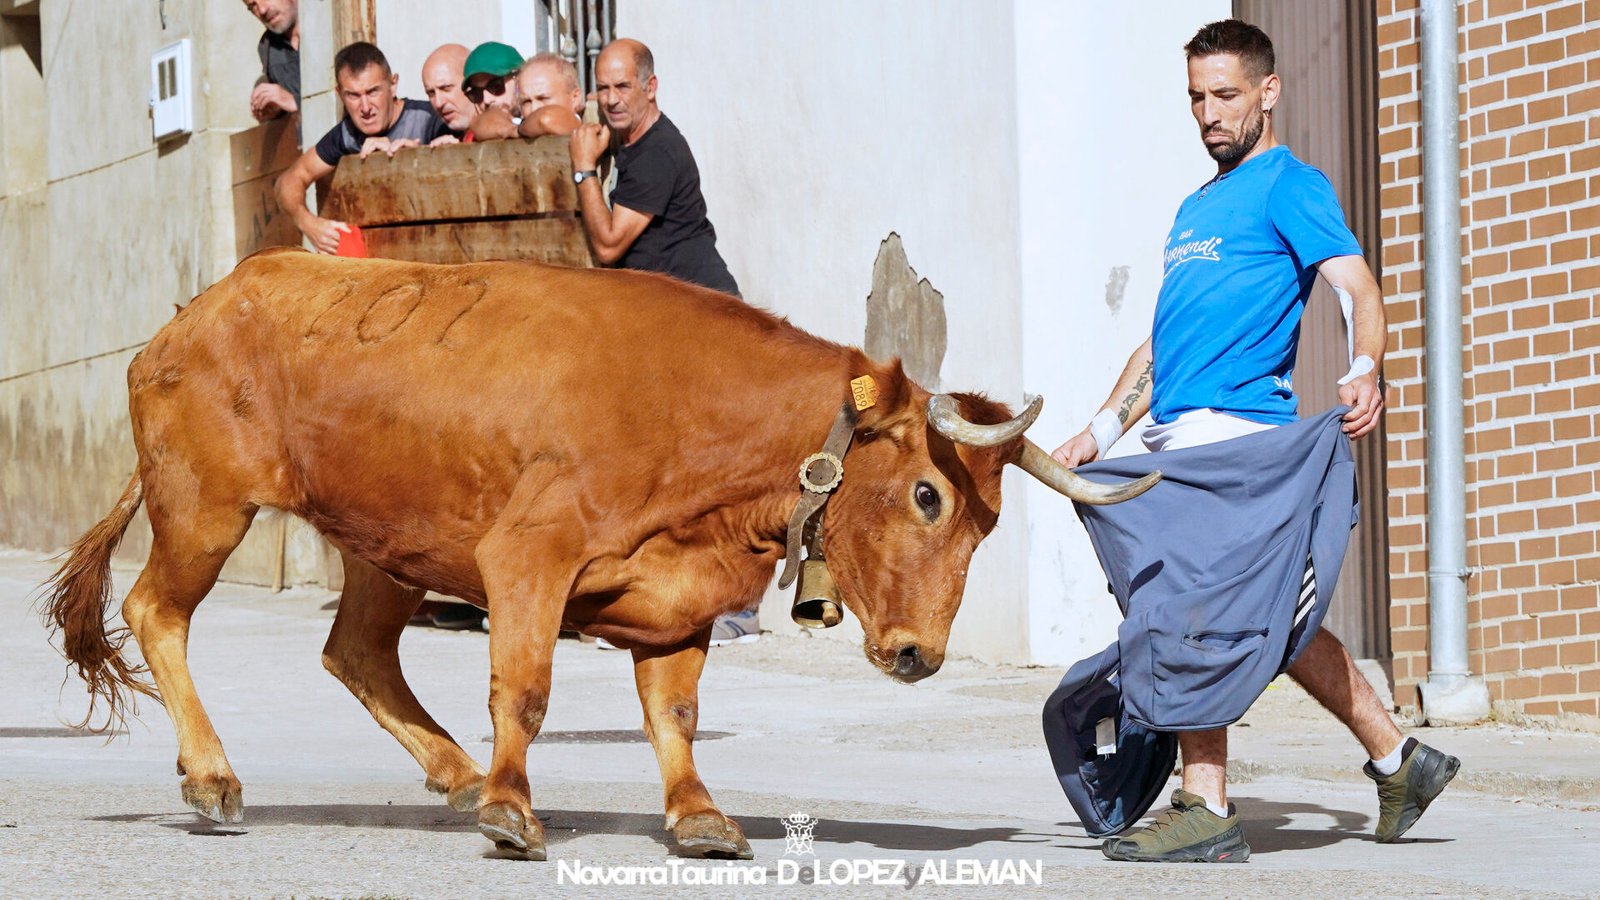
[377,0,544,100]
[1015,0,1230,664]
[1,0,263,554]
[617,0,1234,665]
[618,0,1031,662]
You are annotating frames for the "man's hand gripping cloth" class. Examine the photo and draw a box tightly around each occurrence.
[1042,407,1358,836]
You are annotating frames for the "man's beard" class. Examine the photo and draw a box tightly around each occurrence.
[1205,108,1265,165]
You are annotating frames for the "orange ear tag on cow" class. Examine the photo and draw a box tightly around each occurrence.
[850,375,879,412]
[336,225,368,258]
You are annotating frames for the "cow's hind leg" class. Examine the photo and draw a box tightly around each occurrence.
[633,631,753,859]
[322,552,486,811]
[120,503,256,824]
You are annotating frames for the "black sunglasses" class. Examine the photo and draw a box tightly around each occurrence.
[464,76,509,103]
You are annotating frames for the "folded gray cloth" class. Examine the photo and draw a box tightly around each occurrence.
[1069,406,1358,731]
[1042,643,1177,836]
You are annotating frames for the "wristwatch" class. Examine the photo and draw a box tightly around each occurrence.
[573,169,599,185]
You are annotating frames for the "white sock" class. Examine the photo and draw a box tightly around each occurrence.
[1206,800,1230,818]
[1370,741,1404,777]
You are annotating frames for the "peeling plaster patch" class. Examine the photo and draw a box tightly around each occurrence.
[864,233,947,389]
[1104,265,1130,315]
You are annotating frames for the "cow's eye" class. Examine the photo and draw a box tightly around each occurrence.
[914,481,941,520]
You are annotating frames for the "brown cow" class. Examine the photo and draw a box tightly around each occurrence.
[42,249,1153,860]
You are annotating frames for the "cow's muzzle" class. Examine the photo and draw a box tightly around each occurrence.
[890,644,939,682]
[926,394,1161,505]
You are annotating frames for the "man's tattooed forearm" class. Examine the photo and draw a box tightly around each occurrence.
[1117,361,1154,425]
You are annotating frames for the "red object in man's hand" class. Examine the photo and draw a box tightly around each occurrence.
[336,225,368,258]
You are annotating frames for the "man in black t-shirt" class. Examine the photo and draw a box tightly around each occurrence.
[244,0,300,121]
[275,42,449,254]
[571,39,754,649]
[570,39,739,297]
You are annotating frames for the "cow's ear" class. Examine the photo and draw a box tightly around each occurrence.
[852,361,916,444]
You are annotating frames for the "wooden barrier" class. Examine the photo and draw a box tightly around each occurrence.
[230,116,302,259]
[322,137,595,267]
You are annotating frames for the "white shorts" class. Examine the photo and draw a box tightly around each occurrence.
[1141,408,1279,452]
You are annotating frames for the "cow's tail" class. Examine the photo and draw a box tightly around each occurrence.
[39,474,160,733]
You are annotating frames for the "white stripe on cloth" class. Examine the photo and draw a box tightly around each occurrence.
[1296,554,1316,628]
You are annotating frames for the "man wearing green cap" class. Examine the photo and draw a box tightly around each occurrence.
[463,41,523,141]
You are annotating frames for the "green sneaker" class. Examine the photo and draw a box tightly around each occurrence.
[1101,789,1250,863]
[1366,737,1460,842]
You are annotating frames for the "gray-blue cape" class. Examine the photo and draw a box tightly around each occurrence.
[1042,407,1358,834]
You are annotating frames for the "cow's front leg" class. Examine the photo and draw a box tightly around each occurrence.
[633,631,753,859]
[473,528,573,861]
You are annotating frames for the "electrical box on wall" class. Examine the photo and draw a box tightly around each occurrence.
[149,39,193,142]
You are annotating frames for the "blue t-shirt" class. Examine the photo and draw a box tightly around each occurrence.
[1150,146,1362,425]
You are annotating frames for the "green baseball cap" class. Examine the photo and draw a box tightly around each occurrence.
[464,41,523,79]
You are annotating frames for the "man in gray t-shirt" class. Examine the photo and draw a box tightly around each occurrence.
[274,42,447,254]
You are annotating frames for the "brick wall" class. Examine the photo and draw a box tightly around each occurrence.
[1377,0,1600,720]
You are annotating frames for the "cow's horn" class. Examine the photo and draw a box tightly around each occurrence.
[1015,439,1162,506]
[926,393,1042,447]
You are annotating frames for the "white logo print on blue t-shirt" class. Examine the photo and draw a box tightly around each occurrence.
[1162,229,1225,275]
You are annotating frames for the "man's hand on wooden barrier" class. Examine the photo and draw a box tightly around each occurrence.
[470,109,519,141]
[571,122,611,171]
[359,137,420,160]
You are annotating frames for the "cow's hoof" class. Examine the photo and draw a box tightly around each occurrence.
[478,802,546,861]
[672,811,753,859]
[181,773,243,824]
[426,774,485,812]
[447,778,485,813]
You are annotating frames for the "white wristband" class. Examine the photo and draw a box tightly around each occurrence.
[1337,354,1375,386]
[1089,409,1123,460]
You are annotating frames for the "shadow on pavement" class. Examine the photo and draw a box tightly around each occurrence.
[1044,798,1454,856]
[93,804,478,836]
[739,815,1050,854]
[1232,795,1451,853]
[92,804,1053,853]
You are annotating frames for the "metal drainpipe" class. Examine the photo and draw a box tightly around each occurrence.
[1418,0,1489,724]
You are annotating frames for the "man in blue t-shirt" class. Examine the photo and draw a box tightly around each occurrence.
[1050,20,1457,862]
[275,42,449,254]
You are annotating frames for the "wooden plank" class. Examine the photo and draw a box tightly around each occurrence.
[230,116,301,186]
[333,0,376,46]
[322,137,580,225]
[233,174,304,260]
[362,217,594,267]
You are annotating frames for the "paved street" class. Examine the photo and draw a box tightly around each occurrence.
[2,549,1596,897]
